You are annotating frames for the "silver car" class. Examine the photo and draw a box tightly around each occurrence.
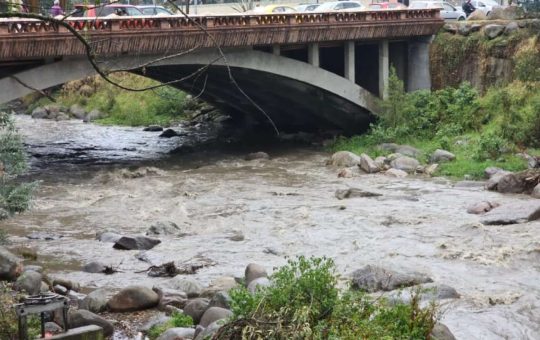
[409,1,467,20]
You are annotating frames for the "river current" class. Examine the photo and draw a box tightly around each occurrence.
[2,115,540,339]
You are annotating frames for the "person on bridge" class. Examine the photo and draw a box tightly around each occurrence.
[462,0,476,17]
[49,0,64,16]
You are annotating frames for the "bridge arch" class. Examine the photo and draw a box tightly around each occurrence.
[0,49,379,132]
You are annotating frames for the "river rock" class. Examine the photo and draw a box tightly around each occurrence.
[143,125,164,132]
[381,144,421,158]
[481,201,540,225]
[153,286,188,309]
[488,6,523,20]
[0,246,23,280]
[183,298,210,324]
[484,24,504,39]
[430,149,455,163]
[484,166,504,179]
[96,231,122,243]
[85,109,103,122]
[113,236,161,250]
[81,288,115,313]
[146,221,184,236]
[56,112,70,121]
[67,291,87,308]
[390,156,420,173]
[160,129,179,138]
[201,276,237,298]
[329,151,360,167]
[359,153,380,173]
[431,323,456,340]
[374,156,387,169]
[443,23,457,34]
[485,170,512,191]
[532,184,540,199]
[386,283,459,305]
[245,263,268,287]
[23,265,43,273]
[209,291,232,309]
[139,313,170,333]
[159,277,203,298]
[69,310,114,337]
[247,277,272,293]
[467,201,500,214]
[82,261,107,274]
[14,270,42,295]
[31,107,48,119]
[194,320,222,340]
[335,188,382,200]
[199,307,233,328]
[245,151,270,160]
[53,278,80,292]
[351,265,433,292]
[496,170,540,194]
[53,285,68,295]
[157,327,196,340]
[425,164,439,176]
[107,285,159,312]
[44,321,63,334]
[385,168,408,178]
[504,21,519,35]
[70,104,86,119]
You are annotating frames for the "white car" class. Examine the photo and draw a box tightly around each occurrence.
[409,1,467,20]
[469,0,500,15]
[296,4,321,12]
[315,1,364,12]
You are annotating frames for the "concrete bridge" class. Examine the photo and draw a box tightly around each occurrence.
[0,10,443,132]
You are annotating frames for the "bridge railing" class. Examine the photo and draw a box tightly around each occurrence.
[0,9,440,35]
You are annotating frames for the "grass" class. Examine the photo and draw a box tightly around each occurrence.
[26,73,190,127]
[219,256,438,339]
[146,312,193,339]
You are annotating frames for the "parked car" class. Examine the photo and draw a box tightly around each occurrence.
[368,2,408,10]
[71,4,144,17]
[315,1,364,12]
[251,5,297,13]
[136,5,174,16]
[469,0,500,15]
[409,1,466,20]
[296,4,321,12]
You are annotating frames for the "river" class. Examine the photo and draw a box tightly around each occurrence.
[2,115,540,339]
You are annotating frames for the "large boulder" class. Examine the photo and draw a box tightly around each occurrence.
[31,107,48,119]
[504,21,519,35]
[247,277,271,293]
[481,201,540,225]
[156,327,196,340]
[467,10,487,20]
[496,170,540,194]
[532,184,540,199]
[378,143,421,158]
[487,6,524,20]
[69,310,114,337]
[153,286,188,309]
[183,298,210,324]
[14,270,42,295]
[328,151,361,167]
[390,156,420,173]
[81,288,115,313]
[484,24,505,39]
[351,265,432,292]
[430,149,455,163]
[431,323,456,340]
[113,236,161,250]
[209,291,232,310]
[146,221,185,237]
[245,263,268,287]
[201,276,237,298]
[107,286,159,312]
[52,278,80,292]
[359,153,380,173]
[384,168,408,178]
[159,277,203,298]
[194,320,223,340]
[199,307,233,328]
[0,246,23,280]
[485,170,512,191]
[69,104,87,120]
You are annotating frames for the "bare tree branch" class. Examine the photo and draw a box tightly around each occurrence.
[9,75,56,102]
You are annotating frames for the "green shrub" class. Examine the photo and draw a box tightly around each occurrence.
[221,256,438,339]
[473,132,509,161]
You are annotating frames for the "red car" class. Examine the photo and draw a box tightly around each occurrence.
[71,4,144,17]
[368,2,408,10]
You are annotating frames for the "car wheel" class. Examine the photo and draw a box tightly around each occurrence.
[458,16,465,21]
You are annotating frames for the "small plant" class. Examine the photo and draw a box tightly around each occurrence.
[146,312,193,339]
[473,132,508,161]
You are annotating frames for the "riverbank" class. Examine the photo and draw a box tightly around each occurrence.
[1,116,539,339]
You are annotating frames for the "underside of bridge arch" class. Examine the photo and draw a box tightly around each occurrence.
[139,64,374,134]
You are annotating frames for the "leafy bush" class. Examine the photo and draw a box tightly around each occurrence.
[147,311,193,339]
[220,256,438,339]
[473,132,509,161]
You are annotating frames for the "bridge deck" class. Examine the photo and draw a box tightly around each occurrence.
[0,10,443,60]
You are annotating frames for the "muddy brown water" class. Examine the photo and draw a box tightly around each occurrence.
[2,115,540,339]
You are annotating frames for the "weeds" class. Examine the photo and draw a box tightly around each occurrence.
[146,311,193,339]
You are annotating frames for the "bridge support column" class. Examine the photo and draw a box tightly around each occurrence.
[407,36,432,92]
[272,44,281,56]
[344,41,355,83]
[378,40,389,100]
[308,43,319,67]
